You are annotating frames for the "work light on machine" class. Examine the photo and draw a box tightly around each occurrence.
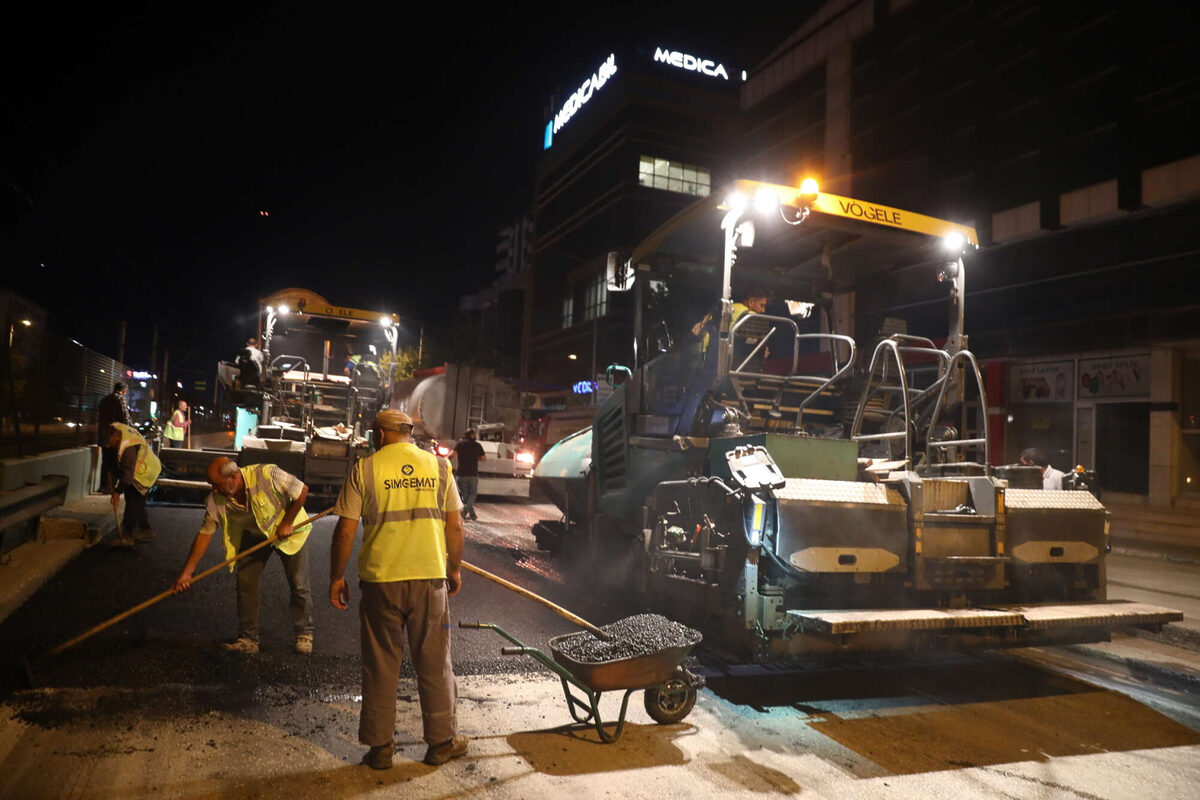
[753,187,780,214]
[379,315,392,327]
[797,178,819,206]
[942,231,965,252]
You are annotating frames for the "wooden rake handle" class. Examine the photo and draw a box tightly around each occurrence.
[42,506,337,659]
[461,560,612,641]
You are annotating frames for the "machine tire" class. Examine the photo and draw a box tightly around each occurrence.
[644,672,697,724]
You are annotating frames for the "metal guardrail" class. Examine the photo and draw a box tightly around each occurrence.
[0,475,70,561]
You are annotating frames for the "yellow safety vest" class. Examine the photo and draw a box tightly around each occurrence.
[112,423,161,494]
[164,410,185,441]
[355,441,452,582]
[700,302,754,353]
[213,464,310,569]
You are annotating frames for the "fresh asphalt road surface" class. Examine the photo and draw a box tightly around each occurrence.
[1,498,1198,799]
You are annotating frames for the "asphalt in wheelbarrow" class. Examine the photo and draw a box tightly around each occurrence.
[550,614,702,692]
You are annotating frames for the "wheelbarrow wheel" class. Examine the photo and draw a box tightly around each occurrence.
[643,674,696,724]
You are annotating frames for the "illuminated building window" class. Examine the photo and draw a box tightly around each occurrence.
[581,272,608,321]
[638,155,710,197]
[562,295,575,328]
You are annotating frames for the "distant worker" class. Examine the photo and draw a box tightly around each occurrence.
[452,428,485,521]
[172,457,314,655]
[105,422,161,547]
[732,287,769,326]
[97,382,131,490]
[690,287,771,364]
[329,409,467,770]
[1019,447,1065,490]
[163,399,190,448]
[237,337,264,387]
[343,345,361,377]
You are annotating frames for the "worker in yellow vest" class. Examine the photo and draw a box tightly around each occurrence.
[163,400,189,447]
[329,409,467,770]
[105,422,161,547]
[172,457,314,655]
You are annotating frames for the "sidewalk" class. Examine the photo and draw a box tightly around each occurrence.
[0,493,117,625]
[1107,499,1200,565]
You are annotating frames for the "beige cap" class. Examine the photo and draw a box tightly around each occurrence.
[376,409,415,431]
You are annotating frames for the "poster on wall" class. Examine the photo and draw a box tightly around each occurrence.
[1078,354,1150,398]
[1009,361,1074,404]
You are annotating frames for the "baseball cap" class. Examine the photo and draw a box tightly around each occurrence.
[376,409,414,430]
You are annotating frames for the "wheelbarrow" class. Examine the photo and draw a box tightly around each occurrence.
[459,621,705,743]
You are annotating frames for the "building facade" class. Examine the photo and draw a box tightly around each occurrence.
[522,43,745,394]
[739,0,1200,505]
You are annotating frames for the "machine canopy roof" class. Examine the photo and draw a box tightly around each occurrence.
[629,180,977,294]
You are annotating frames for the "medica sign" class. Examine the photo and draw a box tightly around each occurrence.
[653,47,730,80]
[544,53,618,150]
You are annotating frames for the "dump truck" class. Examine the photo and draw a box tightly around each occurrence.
[390,364,534,496]
[532,179,1181,661]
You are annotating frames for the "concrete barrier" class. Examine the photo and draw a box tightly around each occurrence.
[0,447,97,503]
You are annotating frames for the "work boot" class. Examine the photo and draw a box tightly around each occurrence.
[108,535,136,549]
[220,637,259,655]
[294,632,313,654]
[423,735,468,766]
[361,742,393,770]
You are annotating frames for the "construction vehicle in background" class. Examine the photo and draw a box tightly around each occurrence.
[160,289,402,501]
[532,179,1182,662]
[390,364,535,497]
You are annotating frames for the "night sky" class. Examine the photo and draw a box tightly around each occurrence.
[2,3,815,379]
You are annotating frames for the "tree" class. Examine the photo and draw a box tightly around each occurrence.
[378,345,420,383]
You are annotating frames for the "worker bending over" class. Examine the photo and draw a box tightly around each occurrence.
[329,409,467,770]
[173,457,315,655]
[106,422,161,547]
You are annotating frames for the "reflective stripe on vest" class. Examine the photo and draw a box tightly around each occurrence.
[355,443,450,582]
[113,423,161,492]
[359,448,448,528]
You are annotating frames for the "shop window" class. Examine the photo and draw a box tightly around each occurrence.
[1096,403,1150,495]
[638,155,711,197]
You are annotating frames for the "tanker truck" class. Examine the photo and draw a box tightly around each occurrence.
[391,364,535,497]
[532,179,1181,662]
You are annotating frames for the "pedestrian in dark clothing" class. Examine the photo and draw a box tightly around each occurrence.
[452,429,485,521]
[98,383,131,490]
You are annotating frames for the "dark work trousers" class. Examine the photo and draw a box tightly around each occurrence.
[122,485,151,533]
[359,579,457,747]
[166,438,184,448]
[457,476,479,518]
[234,530,314,643]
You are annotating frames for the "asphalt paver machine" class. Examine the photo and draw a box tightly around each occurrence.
[533,179,1181,661]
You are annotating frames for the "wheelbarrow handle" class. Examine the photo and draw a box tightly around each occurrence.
[461,560,613,641]
[501,646,530,656]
